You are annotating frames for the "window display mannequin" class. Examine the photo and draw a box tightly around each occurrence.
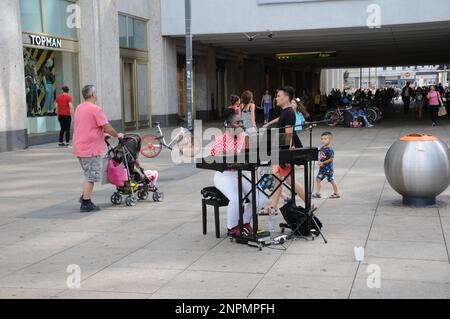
[24,54,41,117]
[43,58,56,115]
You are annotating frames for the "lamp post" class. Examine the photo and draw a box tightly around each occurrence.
[185,0,193,132]
[360,68,362,88]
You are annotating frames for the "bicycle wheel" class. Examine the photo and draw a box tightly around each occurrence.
[140,134,163,158]
[324,110,340,126]
[178,133,201,158]
[372,107,382,122]
[366,108,377,124]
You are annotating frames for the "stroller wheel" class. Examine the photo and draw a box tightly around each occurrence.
[111,194,123,205]
[138,190,149,201]
[125,196,138,207]
[153,192,164,202]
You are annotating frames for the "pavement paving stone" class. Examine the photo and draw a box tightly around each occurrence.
[0,122,449,298]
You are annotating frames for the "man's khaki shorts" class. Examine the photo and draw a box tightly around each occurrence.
[78,156,102,183]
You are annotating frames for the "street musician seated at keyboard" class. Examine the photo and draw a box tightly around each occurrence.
[210,108,267,238]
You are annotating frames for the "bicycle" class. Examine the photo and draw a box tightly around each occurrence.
[140,122,201,158]
[324,106,352,126]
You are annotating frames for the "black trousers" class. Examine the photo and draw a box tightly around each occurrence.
[402,97,411,115]
[430,105,439,124]
[58,115,72,143]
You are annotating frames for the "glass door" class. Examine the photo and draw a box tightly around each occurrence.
[121,59,150,130]
[137,63,150,129]
[122,59,137,130]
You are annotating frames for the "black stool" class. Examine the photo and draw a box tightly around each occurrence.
[201,187,229,238]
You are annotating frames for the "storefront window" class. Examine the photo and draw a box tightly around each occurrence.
[42,0,78,38]
[131,19,147,50]
[119,15,127,47]
[24,48,80,133]
[20,0,43,33]
[127,18,134,48]
[20,0,78,39]
[119,14,148,50]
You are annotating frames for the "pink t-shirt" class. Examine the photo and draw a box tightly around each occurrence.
[427,91,441,106]
[73,102,109,157]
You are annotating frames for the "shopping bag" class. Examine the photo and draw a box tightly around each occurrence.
[107,160,128,187]
[438,105,447,117]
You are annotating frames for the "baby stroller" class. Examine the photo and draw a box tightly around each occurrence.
[106,134,164,207]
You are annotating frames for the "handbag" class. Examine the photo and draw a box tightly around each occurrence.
[350,118,363,128]
[107,160,128,187]
[438,105,447,117]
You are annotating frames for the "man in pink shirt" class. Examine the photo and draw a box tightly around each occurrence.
[73,85,124,213]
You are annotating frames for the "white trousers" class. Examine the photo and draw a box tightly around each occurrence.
[214,171,267,229]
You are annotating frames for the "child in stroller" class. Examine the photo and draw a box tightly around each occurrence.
[106,134,164,207]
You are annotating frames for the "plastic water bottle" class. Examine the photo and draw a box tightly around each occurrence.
[268,208,277,235]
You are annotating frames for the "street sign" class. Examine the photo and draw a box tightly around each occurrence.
[276,51,336,61]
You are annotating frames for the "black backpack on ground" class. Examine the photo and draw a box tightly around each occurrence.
[280,200,322,236]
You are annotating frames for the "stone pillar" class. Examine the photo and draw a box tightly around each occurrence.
[78,0,121,129]
[195,56,208,120]
[226,62,239,99]
[320,69,344,94]
[206,47,217,118]
[0,0,28,151]
[148,0,178,127]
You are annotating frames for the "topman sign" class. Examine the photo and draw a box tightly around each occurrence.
[29,35,62,49]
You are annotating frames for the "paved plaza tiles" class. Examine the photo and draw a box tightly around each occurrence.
[0,119,449,299]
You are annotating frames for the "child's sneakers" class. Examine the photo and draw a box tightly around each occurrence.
[312,193,322,199]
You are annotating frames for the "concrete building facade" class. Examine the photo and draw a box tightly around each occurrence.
[1,0,450,151]
[0,0,176,152]
[344,66,450,89]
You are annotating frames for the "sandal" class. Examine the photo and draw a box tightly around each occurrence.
[330,193,341,199]
[312,193,322,199]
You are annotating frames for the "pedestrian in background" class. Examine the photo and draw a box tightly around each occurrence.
[402,82,413,115]
[55,86,74,147]
[414,86,425,121]
[314,90,322,114]
[445,85,450,119]
[228,94,241,116]
[427,85,443,127]
[260,90,272,124]
[240,90,257,132]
